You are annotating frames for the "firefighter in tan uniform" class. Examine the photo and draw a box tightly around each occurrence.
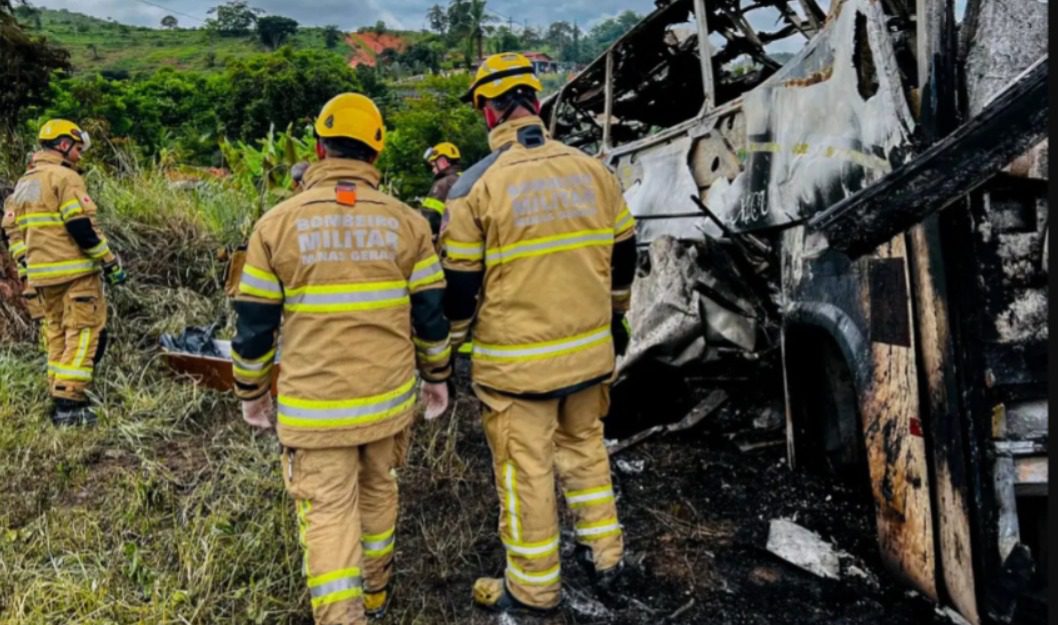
[441,53,638,614]
[420,142,461,242]
[3,179,45,324]
[5,120,127,426]
[231,93,452,625]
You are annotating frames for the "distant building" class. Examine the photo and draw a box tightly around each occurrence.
[523,52,559,74]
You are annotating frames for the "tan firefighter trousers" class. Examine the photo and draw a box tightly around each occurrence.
[477,382,624,609]
[281,431,409,625]
[39,272,107,402]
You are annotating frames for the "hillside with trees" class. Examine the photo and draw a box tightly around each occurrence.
[2,0,643,201]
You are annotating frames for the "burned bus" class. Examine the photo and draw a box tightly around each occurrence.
[541,0,1048,622]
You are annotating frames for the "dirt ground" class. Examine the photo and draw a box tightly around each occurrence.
[384,364,961,625]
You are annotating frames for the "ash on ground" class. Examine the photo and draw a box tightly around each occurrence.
[386,366,958,625]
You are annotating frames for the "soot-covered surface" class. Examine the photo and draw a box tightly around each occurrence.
[387,368,959,625]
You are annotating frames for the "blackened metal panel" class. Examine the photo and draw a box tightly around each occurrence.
[869,258,912,347]
[706,0,916,232]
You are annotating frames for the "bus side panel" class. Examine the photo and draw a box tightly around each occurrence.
[908,219,980,623]
[783,226,938,599]
[859,235,937,599]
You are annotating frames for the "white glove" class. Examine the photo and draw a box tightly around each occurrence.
[421,381,450,421]
[241,394,276,430]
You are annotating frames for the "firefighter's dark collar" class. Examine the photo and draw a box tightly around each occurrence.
[488,115,549,151]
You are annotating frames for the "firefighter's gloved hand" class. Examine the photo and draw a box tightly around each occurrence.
[241,394,276,430]
[422,381,450,421]
[612,313,631,357]
[103,261,128,286]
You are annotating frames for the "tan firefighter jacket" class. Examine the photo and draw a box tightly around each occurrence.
[5,152,116,287]
[1,195,40,312]
[441,115,637,396]
[231,158,452,449]
[421,167,460,241]
[2,195,23,278]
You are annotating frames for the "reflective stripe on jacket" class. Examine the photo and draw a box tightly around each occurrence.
[441,116,636,395]
[6,152,115,287]
[232,158,451,449]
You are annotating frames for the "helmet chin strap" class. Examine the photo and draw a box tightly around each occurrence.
[315,140,326,160]
[53,138,75,160]
[484,106,502,130]
[484,94,541,130]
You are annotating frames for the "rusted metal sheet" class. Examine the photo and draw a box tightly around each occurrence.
[907,218,980,624]
[860,236,937,599]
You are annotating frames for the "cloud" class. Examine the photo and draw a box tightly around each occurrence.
[29,0,657,30]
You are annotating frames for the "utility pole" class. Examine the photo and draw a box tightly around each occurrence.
[572,19,580,63]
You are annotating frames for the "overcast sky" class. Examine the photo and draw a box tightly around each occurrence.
[28,0,655,31]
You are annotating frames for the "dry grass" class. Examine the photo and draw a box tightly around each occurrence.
[0,164,514,625]
[0,163,703,625]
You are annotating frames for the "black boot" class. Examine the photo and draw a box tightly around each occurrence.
[575,544,627,605]
[51,399,97,427]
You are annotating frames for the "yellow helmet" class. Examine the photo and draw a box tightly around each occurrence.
[38,119,91,150]
[314,93,385,154]
[424,142,461,164]
[462,52,543,109]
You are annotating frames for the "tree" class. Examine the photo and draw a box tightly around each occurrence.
[377,73,488,199]
[446,0,469,45]
[219,48,374,141]
[521,25,541,48]
[465,0,493,63]
[377,48,400,67]
[490,26,520,53]
[256,15,298,50]
[161,15,178,29]
[0,0,70,132]
[546,21,573,52]
[12,3,41,29]
[399,39,442,74]
[322,24,342,49]
[582,10,641,61]
[35,69,224,163]
[206,1,262,37]
[426,4,447,35]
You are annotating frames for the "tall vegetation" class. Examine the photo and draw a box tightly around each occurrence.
[205,0,261,36]
[425,2,642,66]
[3,1,645,199]
[0,0,70,133]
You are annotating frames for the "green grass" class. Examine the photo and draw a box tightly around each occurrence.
[0,163,500,624]
[0,163,316,622]
[16,7,433,77]
[17,8,360,76]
